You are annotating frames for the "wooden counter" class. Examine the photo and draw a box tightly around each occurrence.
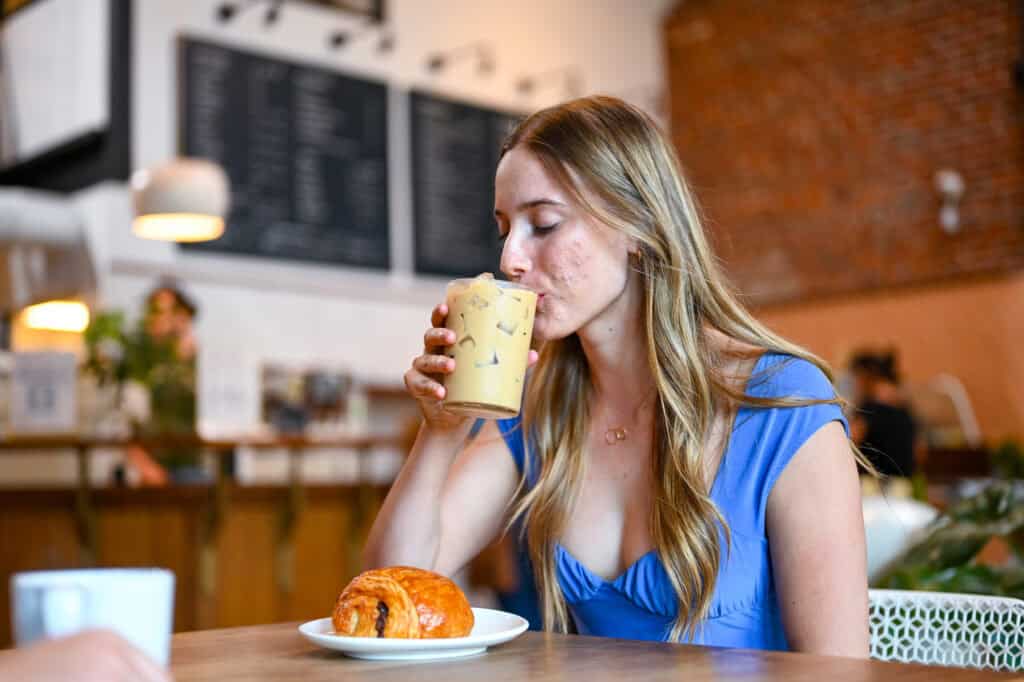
[0,434,400,647]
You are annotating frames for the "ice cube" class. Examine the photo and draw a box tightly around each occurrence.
[496,319,518,336]
[474,351,499,368]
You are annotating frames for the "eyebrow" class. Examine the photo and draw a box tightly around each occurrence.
[494,198,567,218]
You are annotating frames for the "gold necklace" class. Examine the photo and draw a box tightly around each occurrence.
[605,426,628,445]
[601,391,654,446]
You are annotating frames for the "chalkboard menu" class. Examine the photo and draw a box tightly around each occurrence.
[179,38,389,269]
[410,91,522,277]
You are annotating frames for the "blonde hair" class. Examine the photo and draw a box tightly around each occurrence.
[502,95,869,642]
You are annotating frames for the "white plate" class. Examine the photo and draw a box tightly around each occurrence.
[298,607,529,661]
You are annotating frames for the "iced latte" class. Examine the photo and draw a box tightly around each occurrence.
[442,273,537,419]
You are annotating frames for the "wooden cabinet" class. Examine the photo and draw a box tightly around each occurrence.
[0,483,385,646]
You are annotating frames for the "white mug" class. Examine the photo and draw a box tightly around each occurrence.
[10,568,175,665]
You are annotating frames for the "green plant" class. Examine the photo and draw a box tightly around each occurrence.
[992,439,1024,480]
[873,481,1024,598]
[83,308,197,469]
[83,310,129,386]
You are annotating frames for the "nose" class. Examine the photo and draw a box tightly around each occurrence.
[500,229,531,281]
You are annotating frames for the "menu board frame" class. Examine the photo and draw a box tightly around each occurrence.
[409,89,524,279]
[177,36,391,271]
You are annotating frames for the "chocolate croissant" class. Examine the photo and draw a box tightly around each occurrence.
[331,566,474,638]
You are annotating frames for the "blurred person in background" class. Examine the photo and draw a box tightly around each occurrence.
[367,96,873,656]
[124,281,203,486]
[848,349,922,482]
[144,283,198,362]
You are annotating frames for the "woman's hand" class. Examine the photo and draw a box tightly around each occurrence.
[404,303,466,430]
[404,303,538,431]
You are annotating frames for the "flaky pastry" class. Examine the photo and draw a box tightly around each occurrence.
[331,566,474,638]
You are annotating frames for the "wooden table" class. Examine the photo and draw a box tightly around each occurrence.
[171,622,1021,681]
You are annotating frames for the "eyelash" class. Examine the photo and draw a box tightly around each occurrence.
[498,223,559,242]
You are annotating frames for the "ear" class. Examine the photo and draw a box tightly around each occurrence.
[628,239,645,261]
[627,240,645,269]
[625,236,642,256]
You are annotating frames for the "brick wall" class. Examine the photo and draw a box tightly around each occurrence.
[664,0,1024,304]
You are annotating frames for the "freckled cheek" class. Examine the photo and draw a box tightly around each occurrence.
[548,255,588,290]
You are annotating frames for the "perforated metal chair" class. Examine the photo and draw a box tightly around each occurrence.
[869,589,1024,671]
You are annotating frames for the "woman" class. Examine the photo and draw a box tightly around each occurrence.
[365,96,869,655]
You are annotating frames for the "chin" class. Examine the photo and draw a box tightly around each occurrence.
[532,317,576,343]
[532,323,553,343]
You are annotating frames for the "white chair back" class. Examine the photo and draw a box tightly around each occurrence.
[869,589,1024,671]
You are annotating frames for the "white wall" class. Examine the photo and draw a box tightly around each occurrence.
[92,0,673,432]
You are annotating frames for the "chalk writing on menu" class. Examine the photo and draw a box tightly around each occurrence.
[410,91,522,278]
[179,37,390,269]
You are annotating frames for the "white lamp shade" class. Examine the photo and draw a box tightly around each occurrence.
[131,158,230,242]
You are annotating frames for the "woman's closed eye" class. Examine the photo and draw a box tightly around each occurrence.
[497,222,560,242]
[533,222,559,234]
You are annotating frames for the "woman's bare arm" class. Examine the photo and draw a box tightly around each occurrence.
[362,420,519,576]
[767,421,870,657]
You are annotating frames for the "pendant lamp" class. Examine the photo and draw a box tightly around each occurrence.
[131,158,230,242]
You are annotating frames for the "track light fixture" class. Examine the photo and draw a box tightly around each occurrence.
[327,24,395,53]
[215,0,283,27]
[263,0,282,25]
[516,66,584,99]
[425,42,494,76]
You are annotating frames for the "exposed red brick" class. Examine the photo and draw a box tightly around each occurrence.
[664,0,1024,304]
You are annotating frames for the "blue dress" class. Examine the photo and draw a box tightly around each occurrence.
[495,353,849,650]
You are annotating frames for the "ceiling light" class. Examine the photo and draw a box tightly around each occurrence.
[22,300,90,333]
[131,158,230,243]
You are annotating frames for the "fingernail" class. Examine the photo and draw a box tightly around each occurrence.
[436,387,445,399]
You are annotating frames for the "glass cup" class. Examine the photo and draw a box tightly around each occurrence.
[442,274,537,419]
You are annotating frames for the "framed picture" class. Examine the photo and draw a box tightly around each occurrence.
[8,352,77,435]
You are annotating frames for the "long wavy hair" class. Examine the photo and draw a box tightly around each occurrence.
[502,95,870,642]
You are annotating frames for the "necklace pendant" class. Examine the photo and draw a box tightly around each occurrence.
[605,427,628,445]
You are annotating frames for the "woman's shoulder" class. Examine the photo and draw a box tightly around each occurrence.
[710,332,836,403]
[746,352,839,402]
[721,352,849,528]
[493,415,531,477]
